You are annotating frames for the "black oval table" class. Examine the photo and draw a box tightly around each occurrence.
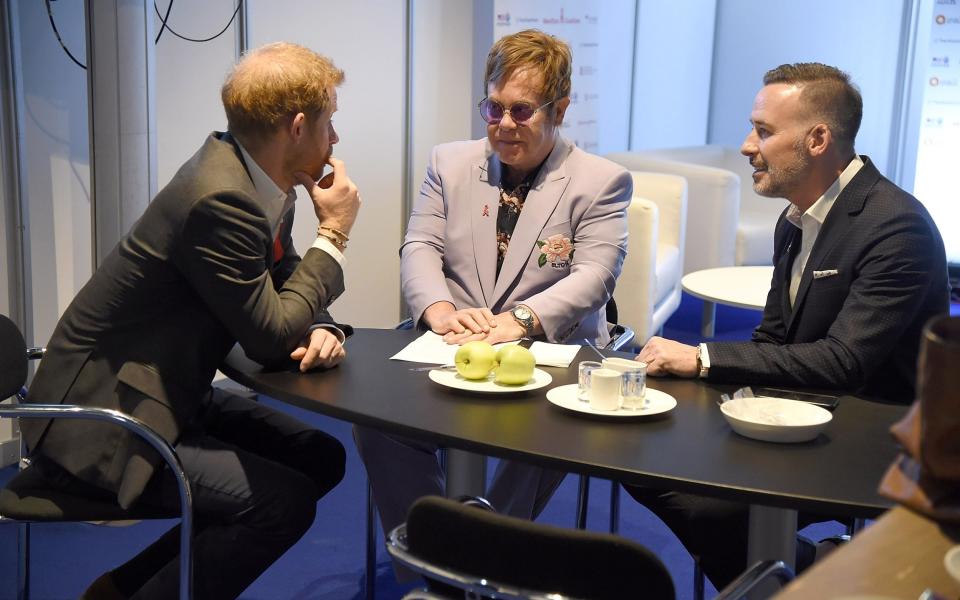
[220,328,907,570]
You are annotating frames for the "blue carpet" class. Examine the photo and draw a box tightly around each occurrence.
[0,292,886,599]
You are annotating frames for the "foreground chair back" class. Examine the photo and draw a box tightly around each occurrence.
[0,314,194,600]
[388,495,676,600]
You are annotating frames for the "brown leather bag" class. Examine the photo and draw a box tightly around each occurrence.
[879,315,960,522]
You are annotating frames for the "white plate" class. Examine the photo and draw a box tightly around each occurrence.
[546,384,677,417]
[720,397,832,443]
[427,367,552,393]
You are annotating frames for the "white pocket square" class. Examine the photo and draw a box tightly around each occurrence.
[813,269,839,279]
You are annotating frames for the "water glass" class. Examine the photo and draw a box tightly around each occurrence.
[577,361,603,403]
[620,362,647,411]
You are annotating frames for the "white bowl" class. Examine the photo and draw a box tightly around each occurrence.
[945,545,960,585]
[720,396,833,443]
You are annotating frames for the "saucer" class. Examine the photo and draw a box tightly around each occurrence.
[546,384,677,418]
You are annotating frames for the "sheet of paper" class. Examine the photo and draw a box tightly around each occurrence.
[389,331,462,365]
[528,341,581,368]
[390,332,581,368]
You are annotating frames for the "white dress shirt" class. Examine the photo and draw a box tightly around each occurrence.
[236,142,344,265]
[698,155,865,375]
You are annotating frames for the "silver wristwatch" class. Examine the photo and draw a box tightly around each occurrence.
[510,305,535,336]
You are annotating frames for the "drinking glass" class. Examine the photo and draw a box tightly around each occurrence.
[577,361,603,403]
[620,362,647,411]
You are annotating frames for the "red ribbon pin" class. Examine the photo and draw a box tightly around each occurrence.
[482,204,490,217]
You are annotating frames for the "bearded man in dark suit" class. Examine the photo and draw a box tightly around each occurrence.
[628,63,949,588]
[21,42,361,600]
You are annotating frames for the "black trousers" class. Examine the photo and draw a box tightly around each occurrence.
[623,485,825,590]
[40,389,346,600]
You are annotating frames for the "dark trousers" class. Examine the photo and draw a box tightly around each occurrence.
[38,389,345,600]
[624,485,823,590]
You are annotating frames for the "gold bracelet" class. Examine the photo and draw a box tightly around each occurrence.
[317,231,347,251]
[317,225,349,243]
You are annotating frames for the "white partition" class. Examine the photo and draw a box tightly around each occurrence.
[155,0,238,188]
[708,0,909,174]
[247,0,407,327]
[13,0,92,347]
[630,0,717,150]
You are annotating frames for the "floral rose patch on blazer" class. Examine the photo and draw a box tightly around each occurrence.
[536,234,574,268]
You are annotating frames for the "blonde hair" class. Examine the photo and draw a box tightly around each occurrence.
[221,42,344,142]
[484,29,572,104]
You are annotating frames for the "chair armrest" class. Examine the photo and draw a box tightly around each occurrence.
[629,171,687,252]
[615,197,657,344]
[395,318,415,331]
[714,559,794,600]
[604,325,635,351]
[0,404,194,600]
[26,347,45,360]
[608,153,739,272]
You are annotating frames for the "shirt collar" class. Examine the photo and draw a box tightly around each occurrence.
[785,155,865,229]
[236,141,297,235]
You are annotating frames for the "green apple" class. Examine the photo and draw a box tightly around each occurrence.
[455,341,498,380]
[494,345,536,385]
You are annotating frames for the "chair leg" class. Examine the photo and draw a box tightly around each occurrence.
[365,479,376,600]
[845,517,867,536]
[18,522,29,600]
[575,475,590,529]
[608,481,620,534]
[693,555,705,600]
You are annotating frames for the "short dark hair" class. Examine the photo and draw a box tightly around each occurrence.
[763,62,862,153]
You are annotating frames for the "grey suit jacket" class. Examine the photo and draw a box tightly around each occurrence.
[22,132,345,507]
[707,157,949,402]
[401,136,631,345]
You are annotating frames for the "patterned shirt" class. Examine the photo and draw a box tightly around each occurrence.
[495,166,543,278]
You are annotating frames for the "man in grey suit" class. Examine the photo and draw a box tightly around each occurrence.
[22,43,360,599]
[628,63,949,588]
[355,30,632,580]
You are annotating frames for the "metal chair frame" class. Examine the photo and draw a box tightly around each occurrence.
[389,516,795,600]
[388,520,586,600]
[0,323,194,600]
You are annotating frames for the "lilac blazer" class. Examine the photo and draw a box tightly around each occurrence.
[400,136,631,345]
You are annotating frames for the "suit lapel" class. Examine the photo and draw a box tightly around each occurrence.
[490,138,571,304]
[785,157,880,336]
[472,151,501,306]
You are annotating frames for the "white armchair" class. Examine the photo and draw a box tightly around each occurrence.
[608,146,788,272]
[617,171,687,346]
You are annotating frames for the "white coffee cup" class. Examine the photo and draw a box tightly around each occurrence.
[601,357,643,374]
[589,368,622,411]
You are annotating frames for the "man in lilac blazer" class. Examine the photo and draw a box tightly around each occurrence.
[402,133,631,346]
[354,30,632,582]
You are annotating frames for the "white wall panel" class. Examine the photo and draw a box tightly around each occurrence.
[709,0,908,174]
[409,0,478,232]
[155,0,238,188]
[247,0,406,327]
[16,0,91,346]
[630,0,716,150]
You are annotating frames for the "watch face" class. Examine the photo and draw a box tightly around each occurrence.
[514,306,531,320]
